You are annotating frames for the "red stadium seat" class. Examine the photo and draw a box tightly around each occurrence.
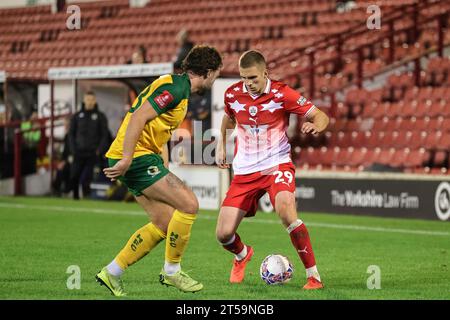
[405,148,431,168]
[380,131,397,148]
[304,147,327,167]
[389,101,405,119]
[350,131,365,147]
[364,148,382,168]
[336,102,349,118]
[346,119,362,132]
[417,87,434,102]
[408,131,428,149]
[442,118,450,132]
[424,131,442,149]
[414,116,430,131]
[364,131,380,148]
[412,166,431,174]
[331,118,348,132]
[325,131,335,146]
[390,148,411,168]
[428,100,444,118]
[401,100,417,118]
[437,99,450,117]
[318,147,334,167]
[433,150,448,167]
[429,116,444,131]
[326,118,337,132]
[404,86,419,102]
[372,102,389,119]
[396,117,415,131]
[335,147,353,167]
[362,101,377,118]
[430,167,449,175]
[437,133,450,151]
[377,148,396,165]
[347,147,367,167]
[336,131,352,147]
[302,147,316,165]
[395,131,413,148]
[416,100,430,118]
[372,117,389,131]
[383,118,397,132]
[329,147,343,167]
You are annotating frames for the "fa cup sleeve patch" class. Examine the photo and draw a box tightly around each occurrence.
[154,90,174,109]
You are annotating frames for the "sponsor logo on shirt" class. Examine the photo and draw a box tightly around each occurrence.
[242,124,269,137]
[154,90,174,109]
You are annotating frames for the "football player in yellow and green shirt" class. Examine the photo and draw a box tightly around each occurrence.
[95,45,222,296]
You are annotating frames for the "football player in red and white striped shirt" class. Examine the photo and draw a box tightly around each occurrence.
[215,50,329,289]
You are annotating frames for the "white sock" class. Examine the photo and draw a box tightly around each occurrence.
[235,245,248,261]
[306,265,321,282]
[164,262,181,275]
[221,234,235,246]
[286,219,303,234]
[106,259,124,277]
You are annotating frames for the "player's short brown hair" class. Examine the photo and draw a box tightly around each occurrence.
[239,50,266,68]
[182,45,222,78]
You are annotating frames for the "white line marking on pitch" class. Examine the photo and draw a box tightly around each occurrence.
[0,202,448,237]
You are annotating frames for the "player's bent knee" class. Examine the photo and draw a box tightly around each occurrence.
[275,199,289,215]
[216,230,234,244]
[275,192,295,214]
[182,196,199,215]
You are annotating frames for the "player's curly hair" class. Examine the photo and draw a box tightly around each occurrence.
[182,45,223,78]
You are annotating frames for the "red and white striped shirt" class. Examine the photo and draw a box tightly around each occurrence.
[224,79,316,174]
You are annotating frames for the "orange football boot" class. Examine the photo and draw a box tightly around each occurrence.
[303,276,324,290]
[229,246,254,283]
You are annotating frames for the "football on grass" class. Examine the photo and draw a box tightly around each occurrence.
[260,254,294,285]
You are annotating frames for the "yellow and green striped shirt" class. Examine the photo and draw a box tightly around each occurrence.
[106,73,191,159]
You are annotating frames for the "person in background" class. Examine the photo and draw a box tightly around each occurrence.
[127,45,147,65]
[173,29,194,72]
[68,91,110,200]
[336,0,356,13]
[21,111,41,175]
[126,45,149,112]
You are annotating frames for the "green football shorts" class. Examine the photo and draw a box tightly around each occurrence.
[107,153,169,197]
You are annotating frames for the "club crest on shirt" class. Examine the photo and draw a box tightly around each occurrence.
[147,165,161,177]
[249,106,258,117]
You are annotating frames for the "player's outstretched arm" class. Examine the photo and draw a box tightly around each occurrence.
[103,101,158,181]
[301,107,329,135]
[216,114,236,169]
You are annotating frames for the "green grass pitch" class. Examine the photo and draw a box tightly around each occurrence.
[0,196,448,300]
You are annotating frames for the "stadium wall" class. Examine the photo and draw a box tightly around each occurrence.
[0,171,51,196]
[293,172,450,221]
[169,165,229,210]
